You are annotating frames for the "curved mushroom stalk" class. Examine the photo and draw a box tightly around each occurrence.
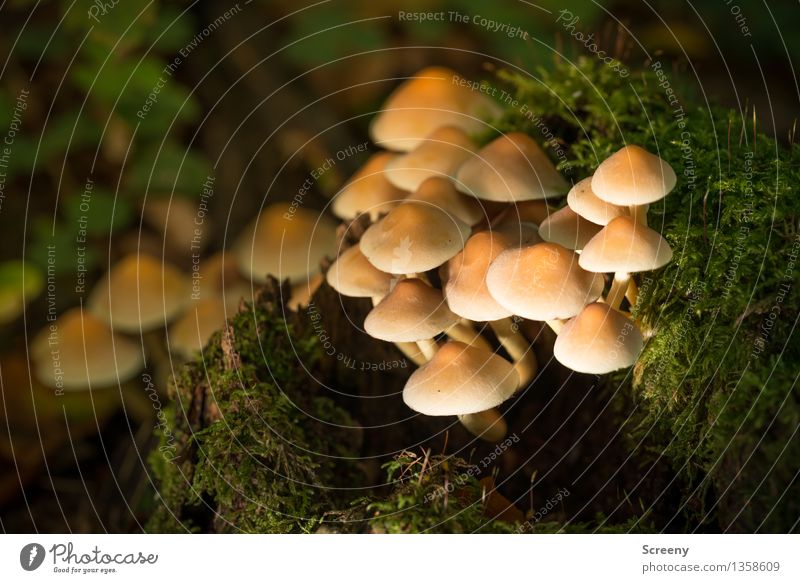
[458,408,508,442]
[632,203,649,227]
[489,317,537,388]
[415,338,439,361]
[605,272,631,311]
[394,342,428,367]
[445,320,492,351]
[545,319,565,335]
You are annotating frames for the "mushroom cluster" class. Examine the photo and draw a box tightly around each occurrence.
[327,67,676,442]
[30,202,334,391]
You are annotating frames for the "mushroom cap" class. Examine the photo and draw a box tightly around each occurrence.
[332,152,407,220]
[364,278,458,342]
[89,254,190,332]
[458,409,508,442]
[579,215,673,273]
[142,197,209,253]
[198,252,252,309]
[384,126,477,191]
[31,309,144,390]
[445,231,515,321]
[455,132,569,202]
[494,221,543,248]
[591,145,677,205]
[553,302,644,374]
[169,298,227,359]
[326,244,394,298]
[235,203,337,283]
[403,341,519,415]
[369,67,502,152]
[538,205,603,251]
[486,242,604,320]
[566,177,627,225]
[497,200,552,226]
[406,176,484,226]
[360,201,471,274]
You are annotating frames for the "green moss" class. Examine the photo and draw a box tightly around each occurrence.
[324,452,520,533]
[496,57,799,532]
[147,289,361,533]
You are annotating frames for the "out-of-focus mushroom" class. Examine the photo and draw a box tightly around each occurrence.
[456,132,568,203]
[88,253,190,333]
[384,126,477,191]
[369,66,502,152]
[579,215,673,309]
[234,202,337,284]
[141,197,208,255]
[31,308,144,390]
[168,298,227,360]
[332,152,407,221]
[403,341,518,415]
[553,302,644,373]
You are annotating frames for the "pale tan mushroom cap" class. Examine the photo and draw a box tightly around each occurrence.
[235,203,337,283]
[403,341,519,415]
[445,231,514,321]
[332,152,407,220]
[494,221,542,248]
[360,201,471,274]
[89,254,190,333]
[326,244,393,298]
[169,298,227,359]
[456,132,569,202]
[406,176,484,226]
[497,200,552,226]
[458,409,508,442]
[553,302,644,374]
[567,177,627,225]
[486,242,604,320]
[384,126,477,191]
[369,67,502,152]
[579,215,673,273]
[364,278,458,342]
[539,205,603,251]
[32,309,144,390]
[591,145,677,205]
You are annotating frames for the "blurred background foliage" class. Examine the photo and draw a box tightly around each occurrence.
[0,0,797,531]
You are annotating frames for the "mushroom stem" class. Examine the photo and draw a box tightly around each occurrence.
[546,319,565,334]
[625,278,639,310]
[458,408,507,442]
[631,204,649,226]
[371,295,427,366]
[416,337,439,361]
[606,272,631,310]
[445,320,492,351]
[490,317,538,388]
[395,342,428,367]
